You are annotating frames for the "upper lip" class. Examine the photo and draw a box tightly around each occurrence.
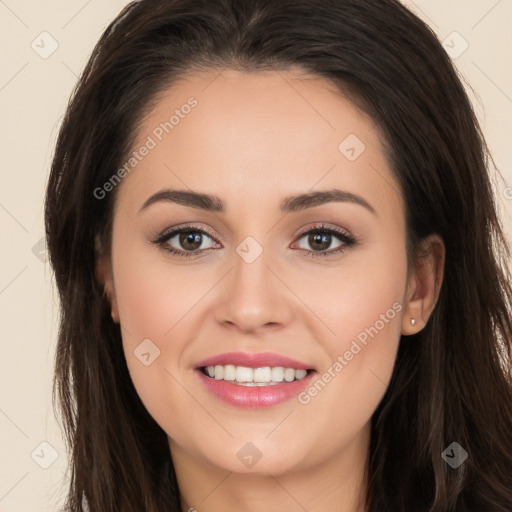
[195,352,315,371]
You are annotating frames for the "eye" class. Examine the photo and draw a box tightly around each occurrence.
[151,224,220,258]
[293,224,357,258]
[151,222,357,259]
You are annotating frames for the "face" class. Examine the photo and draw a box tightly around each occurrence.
[99,68,426,479]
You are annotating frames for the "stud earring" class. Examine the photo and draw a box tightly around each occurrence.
[410,318,416,326]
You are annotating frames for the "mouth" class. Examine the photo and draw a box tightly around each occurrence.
[199,365,315,386]
[194,352,317,408]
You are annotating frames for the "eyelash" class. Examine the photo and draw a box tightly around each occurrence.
[151,223,358,259]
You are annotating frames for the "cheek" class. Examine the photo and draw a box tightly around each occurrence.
[109,238,205,425]
[294,242,407,440]
[294,230,407,359]
[112,238,207,343]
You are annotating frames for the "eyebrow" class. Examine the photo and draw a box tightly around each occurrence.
[138,188,376,215]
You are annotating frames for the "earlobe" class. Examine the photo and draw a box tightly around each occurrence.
[104,276,120,324]
[401,234,445,335]
[94,234,120,323]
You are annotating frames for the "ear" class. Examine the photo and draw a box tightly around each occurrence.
[95,234,119,323]
[401,234,445,335]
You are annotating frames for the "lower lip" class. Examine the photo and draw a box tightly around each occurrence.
[196,369,316,408]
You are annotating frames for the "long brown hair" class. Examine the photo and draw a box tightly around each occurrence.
[45,1,512,510]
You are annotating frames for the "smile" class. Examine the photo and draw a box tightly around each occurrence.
[201,365,310,386]
[194,352,317,408]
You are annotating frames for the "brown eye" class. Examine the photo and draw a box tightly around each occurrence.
[178,231,204,251]
[152,225,219,258]
[294,225,356,257]
[304,232,338,252]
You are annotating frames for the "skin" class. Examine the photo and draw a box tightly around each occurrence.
[97,68,445,512]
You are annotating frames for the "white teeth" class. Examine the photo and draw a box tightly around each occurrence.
[295,369,307,380]
[253,367,272,383]
[214,365,224,380]
[203,365,310,385]
[284,368,295,382]
[271,367,284,382]
[235,366,253,382]
[223,364,236,381]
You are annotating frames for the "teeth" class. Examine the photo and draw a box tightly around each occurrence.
[271,366,284,382]
[223,364,236,381]
[214,365,224,380]
[204,365,309,385]
[235,366,253,382]
[253,367,271,383]
[295,369,307,379]
[284,368,295,382]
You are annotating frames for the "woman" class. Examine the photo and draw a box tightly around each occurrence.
[45,0,512,510]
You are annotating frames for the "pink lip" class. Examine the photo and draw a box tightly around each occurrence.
[196,369,316,408]
[194,351,316,409]
[194,351,314,371]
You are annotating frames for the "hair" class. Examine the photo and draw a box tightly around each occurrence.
[45,0,512,510]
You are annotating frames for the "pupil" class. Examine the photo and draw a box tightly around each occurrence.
[310,233,330,251]
[180,231,201,250]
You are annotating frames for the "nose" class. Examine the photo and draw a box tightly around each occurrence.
[214,244,294,334]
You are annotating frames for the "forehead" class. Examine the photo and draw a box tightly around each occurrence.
[117,68,402,218]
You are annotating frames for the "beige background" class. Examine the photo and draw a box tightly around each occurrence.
[0,1,511,510]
